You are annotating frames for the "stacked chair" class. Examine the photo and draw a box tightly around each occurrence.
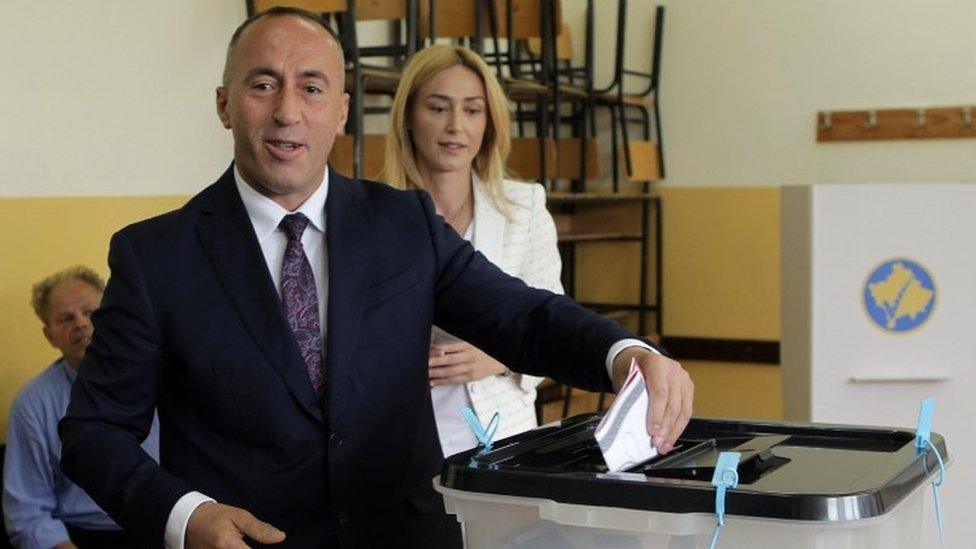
[246,0,667,420]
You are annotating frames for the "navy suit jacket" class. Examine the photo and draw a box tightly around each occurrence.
[59,166,638,547]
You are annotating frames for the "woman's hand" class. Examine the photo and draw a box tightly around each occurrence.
[428,341,507,387]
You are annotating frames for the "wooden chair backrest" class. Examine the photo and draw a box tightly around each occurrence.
[418,0,480,40]
[251,0,349,15]
[556,137,599,180]
[528,22,571,61]
[504,0,559,40]
[355,0,407,21]
[508,137,557,181]
[623,140,660,182]
[329,134,387,180]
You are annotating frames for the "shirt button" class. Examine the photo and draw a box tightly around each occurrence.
[336,510,350,525]
[330,432,343,447]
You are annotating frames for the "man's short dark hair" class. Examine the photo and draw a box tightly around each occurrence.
[222,6,344,86]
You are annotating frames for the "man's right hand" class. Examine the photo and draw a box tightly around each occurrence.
[186,501,285,548]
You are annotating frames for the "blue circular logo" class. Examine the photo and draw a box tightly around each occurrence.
[863,259,936,332]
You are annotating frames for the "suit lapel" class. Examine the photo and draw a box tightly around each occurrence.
[196,167,325,424]
[324,172,372,421]
[472,177,506,265]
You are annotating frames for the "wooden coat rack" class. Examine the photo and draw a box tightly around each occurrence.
[817,105,976,142]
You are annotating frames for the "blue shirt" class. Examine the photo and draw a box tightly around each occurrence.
[2,359,160,549]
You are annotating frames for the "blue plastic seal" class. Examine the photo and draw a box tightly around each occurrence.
[915,397,946,544]
[708,451,741,549]
[915,397,935,450]
[460,406,500,452]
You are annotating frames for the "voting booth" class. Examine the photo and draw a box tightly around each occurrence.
[436,414,944,548]
[782,183,975,548]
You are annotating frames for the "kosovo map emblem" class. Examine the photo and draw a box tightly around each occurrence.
[864,259,936,332]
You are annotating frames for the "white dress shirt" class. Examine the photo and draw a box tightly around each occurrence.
[162,167,652,548]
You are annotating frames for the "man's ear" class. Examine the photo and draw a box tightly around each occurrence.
[216,87,232,129]
[336,92,350,135]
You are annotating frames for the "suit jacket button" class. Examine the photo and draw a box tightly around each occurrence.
[336,510,350,525]
[330,432,343,447]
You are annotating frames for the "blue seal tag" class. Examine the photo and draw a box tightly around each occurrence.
[460,406,500,452]
[708,451,741,549]
[915,397,945,544]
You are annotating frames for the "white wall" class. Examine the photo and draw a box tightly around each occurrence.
[0,1,245,196]
[3,0,976,197]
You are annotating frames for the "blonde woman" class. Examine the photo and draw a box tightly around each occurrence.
[384,45,563,457]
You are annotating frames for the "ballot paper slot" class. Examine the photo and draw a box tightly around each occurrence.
[637,435,791,485]
[479,432,612,472]
[469,420,601,469]
[781,433,911,453]
[633,438,717,471]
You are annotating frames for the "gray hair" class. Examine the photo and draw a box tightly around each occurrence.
[31,266,105,323]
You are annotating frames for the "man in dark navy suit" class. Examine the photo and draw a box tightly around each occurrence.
[59,7,693,549]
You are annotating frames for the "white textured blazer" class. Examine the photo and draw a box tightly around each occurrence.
[432,176,564,442]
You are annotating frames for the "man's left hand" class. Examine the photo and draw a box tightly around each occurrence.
[611,347,694,455]
[428,341,508,387]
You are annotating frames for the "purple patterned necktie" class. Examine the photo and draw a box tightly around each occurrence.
[279,213,324,395]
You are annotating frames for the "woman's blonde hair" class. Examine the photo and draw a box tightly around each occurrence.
[383,44,513,215]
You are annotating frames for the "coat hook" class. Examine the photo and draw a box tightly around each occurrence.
[821,111,832,130]
[915,108,927,127]
[865,110,878,129]
[962,107,973,127]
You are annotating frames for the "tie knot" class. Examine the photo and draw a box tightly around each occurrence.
[279,213,310,242]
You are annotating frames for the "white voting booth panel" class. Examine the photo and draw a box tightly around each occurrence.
[782,183,976,548]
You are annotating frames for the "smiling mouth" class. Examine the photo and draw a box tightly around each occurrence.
[439,142,466,151]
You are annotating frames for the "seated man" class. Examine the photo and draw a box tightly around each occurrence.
[2,266,160,549]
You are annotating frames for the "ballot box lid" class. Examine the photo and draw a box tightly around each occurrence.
[438,414,947,521]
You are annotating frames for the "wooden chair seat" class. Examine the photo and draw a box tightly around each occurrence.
[503,77,550,103]
[595,91,656,108]
[556,84,590,100]
[345,67,400,93]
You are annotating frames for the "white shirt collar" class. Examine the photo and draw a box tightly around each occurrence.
[233,165,329,242]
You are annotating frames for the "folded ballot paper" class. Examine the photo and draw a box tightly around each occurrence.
[594,358,657,472]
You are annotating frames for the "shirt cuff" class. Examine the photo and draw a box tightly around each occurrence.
[165,491,215,549]
[605,339,660,381]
